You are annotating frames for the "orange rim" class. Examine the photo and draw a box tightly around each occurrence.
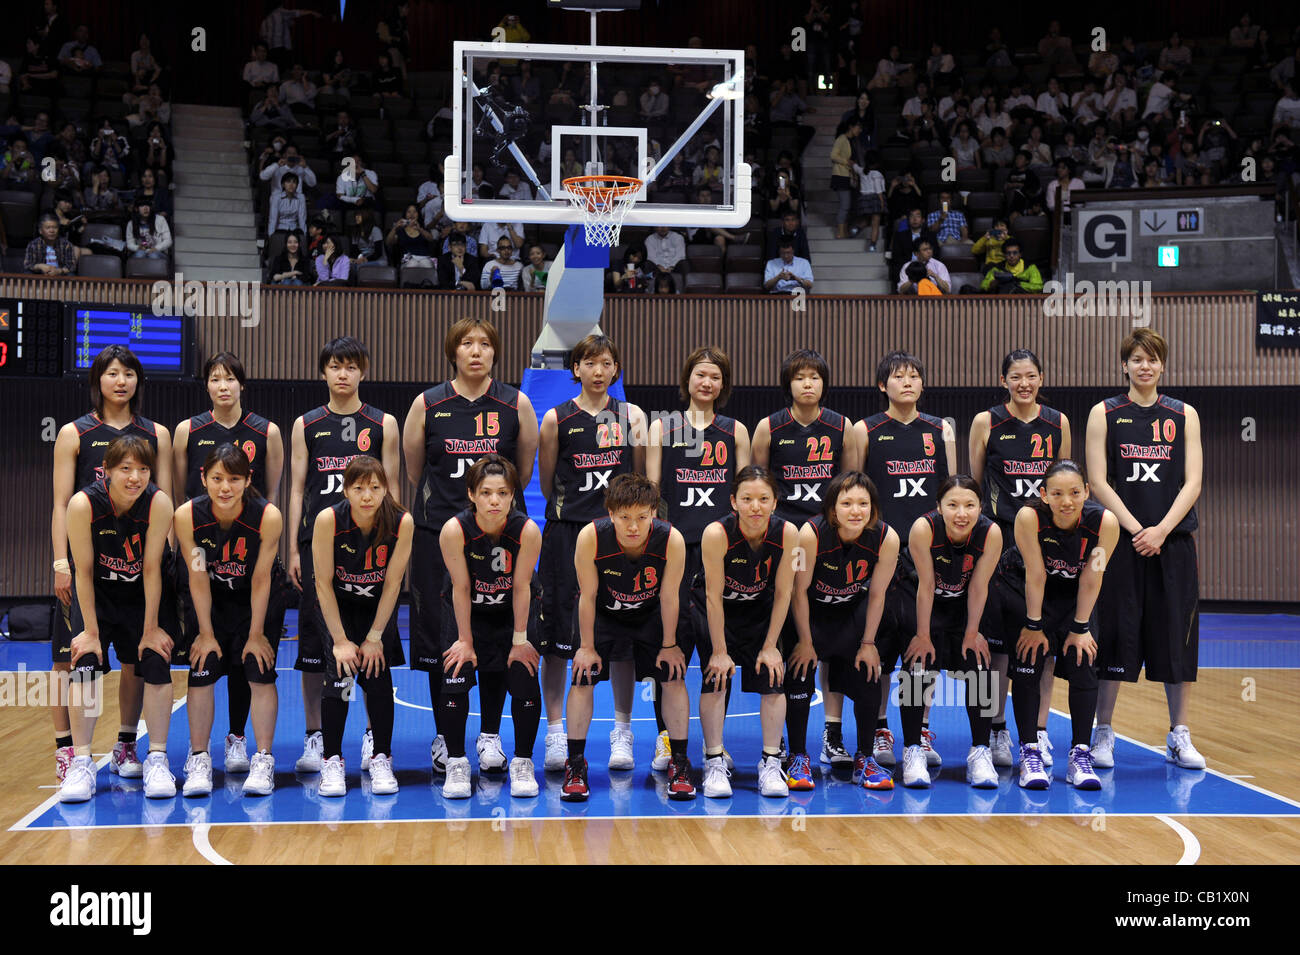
[563,175,643,209]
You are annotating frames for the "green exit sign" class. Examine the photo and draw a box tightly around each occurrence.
[1158,245,1180,267]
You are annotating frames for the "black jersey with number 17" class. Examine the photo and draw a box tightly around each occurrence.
[81,479,161,596]
[1103,394,1197,533]
[983,404,1064,524]
[863,411,949,532]
[73,412,161,492]
[659,414,737,537]
[547,397,635,524]
[184,410,272,501]
[765,407,847,524]
[299,403,386,543]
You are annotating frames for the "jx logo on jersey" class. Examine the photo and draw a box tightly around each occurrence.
[787,483,821,502]
[816,593,855,604]
[679,486,716,508]
[1125,462,1161,482]
[472,592,508,606]
[893,477,928,497]
[1012,478,1043,497]
[579,469,612,492]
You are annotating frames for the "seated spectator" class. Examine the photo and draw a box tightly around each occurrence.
[609,247,650,293]
[926,41,959,89]
[1140,158,1166,188]
[1145,140,1174,183]
[480,238,523,290]
[687,186,747,249]
[438,233,480,290]
[1084,123,1111,183]
[416,163,443,227]
[267,171,307,235]
[19,35,59,94]
[126,199,171,259]
[1045,159,1085,212]
[1037,20,1079,75]
[645,225,687,275]
[269,230,311,284]
[139,122,170,175]
[259,144,316,197]
[478,220,524,253]
[1157,33,1192,75]
[1197,116,1237,174]
[46,147,81,195]
[469,163,496,200]
[763,238,814,294]
[324,111,361,156]
[58,24,101,74]
[1003,82,1036,119]
[54,122,87,170]
[693,146,725,193]
[22,112,54,161]
[1072,79,1104,126]
[766,167,802,218]
[980,238,1043,293]
[242,43,280,94]
[985,28,1013,68]
[343,208,384,264]
[1175,139,1211,186]
[897,237,950,294]
[1230,14,1259,50]
[1103,72,1138,124]
[87,118,129,177]
[767,210,811,261]
[982,127,1014,168]
[850,152,886,250]
[866,43,914,90]
[773,150,803,190]
[315,233,350,285]
[653,272,677,294]
[1054,128,1088,164]
[129,32,161,96]
[386,205,436,268]
[251,86,300,129]
[522,244,550,291]
[440,221,479,257]
[1105,141,1139,188]
[1087,49,1119,84]
[1036,78,1069,131]
[971,218,1010,270]
[373,53,404,99]
[1023,125,1054,168]
[25,213,78,274]
[1,136,38,191]
[52,190,86,246]
[1143,72,1176,121]
[769,78,815,154]
[126,84,170,129]
[320,48,354,99]
[82,166,123,215]
[886,172,923,226]
[511,61,542,105]
[0,56,10,95]
[334,153,379,209]
[926,190,969,245]
[1004,151,1045,219]
[305,217,327,262]
[950,122,980,171]
[1270,44,1298,92]
[902,79,930,122]
[660,155,693,194]
[639,77,669,124]
[890,207,940,265]
[280,64,317,109]
[1273,82,1300,134]
[497,170,532,202]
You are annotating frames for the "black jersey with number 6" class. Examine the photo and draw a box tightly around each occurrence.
[328,501,400,606]
[189,495,269,595]
[183,411,272,502]
[299,403,386,543]
[918,510,994,599]
[1103,394,1197,533]
[82,479,161,595]
[591,518,672,622]
[547,397,635,524]
[982,404,1064,524]
[659,415,737,537]
[807,516,889,608]
[444,508,531,616]
[766,407,847,524]
[73,413,161,492]
[416,380,522,530]
[693,512,788,616]
[863,411,949,533]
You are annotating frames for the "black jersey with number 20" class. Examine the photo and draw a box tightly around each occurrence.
[659,415,737,537]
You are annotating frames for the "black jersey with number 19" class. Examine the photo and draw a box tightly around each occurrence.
[73,413,161,492]
[592,518,672,622]
[299,403,387,543]
[659,415,737,537]
[184,411,272,501]
[547,397,635,524]
[863,411,949,533]
[443,508,531,616]
[1103,394,1197,533]
[766,407,847,524]
[983,404,1064,524]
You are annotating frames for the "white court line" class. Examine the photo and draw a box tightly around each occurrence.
[191,821,233,865]
[1155,814,1202,865]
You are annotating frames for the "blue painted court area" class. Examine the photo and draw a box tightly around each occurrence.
[7,611,1299,830]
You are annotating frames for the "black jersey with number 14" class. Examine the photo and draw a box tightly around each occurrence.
[189,495,270,595]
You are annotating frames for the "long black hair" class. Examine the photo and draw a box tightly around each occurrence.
[202,443,263,503]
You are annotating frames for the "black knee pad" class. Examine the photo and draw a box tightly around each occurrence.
[242,652,278,685]
[507,661,540,703]
[137,648,172,686]
[784,664,816,701]
[186,651,223,688]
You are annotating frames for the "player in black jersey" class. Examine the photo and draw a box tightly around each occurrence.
[58,436,179,803]
[787,471,900,792]
[438,455,543,799]
[855,351,955,771]
[982,461,1119,790]
[646,346,750,772]
[50,346,172,785]
[537,335,648,775]
[312,457,413,798]
[561,475,693,802]
[174,445,286,797]
[968,349,1071,768]
[695,466,797,798]
[172,352,286,778]
[288,338,401,776]
[403,318,538,776]
[1085,329,1205,771]
[890,476,1003,789]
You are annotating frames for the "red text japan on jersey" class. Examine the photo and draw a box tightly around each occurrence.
[1118,444,1173,460]
[885,459,937,475]
[574,451,623,469]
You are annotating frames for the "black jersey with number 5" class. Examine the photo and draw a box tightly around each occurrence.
[807,516,889,608]
[81,479,161,596]
[863,411,949,533]
[591,518,672,622]
[918,510,994,599]
[189,495,269,595]
[184,411,272,502]
[299,403,386,543]
[444,508,532,616]
[693,512,789,617]
[329,500,401,606]
[982,404,1064,524]
[416,380,522,530]
[1103,394,1197,533]
[659,415,737,537]
[766,407,847,525]
[547,397,635,524]
[73,413,161,492]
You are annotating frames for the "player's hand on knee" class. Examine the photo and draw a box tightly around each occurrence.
[190,631,221,671]
[1063,630,1097,666]
[140,625,173,660]
[658,644,686,681]
[243,633,275,674]
[705,652,734,689]
[787,640,817,680]
[70,631,98,667]
[962,632,991,670]
[573,646,601,681]
[1016,629,1049,664]
[756,647,784,688]
[508,641,539,677]
[360,640,387,678]
[442,639,476,677]
[333,640,360,677]
[855,642,882,681]
[904,635,935,669]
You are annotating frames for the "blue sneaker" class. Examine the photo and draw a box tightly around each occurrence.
[851,751,894,790]
[1018,743,1050,790]
[785,753,814,791]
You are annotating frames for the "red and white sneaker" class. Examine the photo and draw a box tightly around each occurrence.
[667,758,697,801]
[110,740,143,778]
[920,728,942,768]
[55,746,75,783]
[561,756,589,802]
[872,728,896,767]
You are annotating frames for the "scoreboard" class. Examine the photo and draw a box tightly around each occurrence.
[0,297,64,377]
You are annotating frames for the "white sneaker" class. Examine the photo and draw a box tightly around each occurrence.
[509,757,539,798]
[224,734,250,773]
[873,728,896,767]
[110,740,143,778]
[608,726,635,771]
[361,729,374,772]
[966,745,998,789]
[1091,723,1115,768]
[989,729,1014,767]
[702,755,732,798]
[1166,725,1206,770]
[430,735,448,774]
[1018,743,1050,789]
[143,751,176,799]
[243,753,275,796]
[722,749,735,772]
[544,730,567,772]
[319,755,346,797]
[443,755,472,798]
[902,744,930,788]
[1036,729,1054,767]
[1067,744,1102,790]
[56,745,75,783]
[295,731,324,773]
[59,754,96,803]
[920,728,941,767]
[651,731,671,771]
[368,753,398,794]
[183,751,213,797]
[758,755,789,797]
[477,733,508,772]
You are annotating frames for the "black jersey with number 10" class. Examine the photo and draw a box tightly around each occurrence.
[1103,394,1197,533]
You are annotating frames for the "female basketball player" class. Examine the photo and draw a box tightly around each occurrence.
[537,335,647,775]
[174,445,286,797]
[785,471,899,791]
[58,436,179,802]
[983,460,1119,790]
[968,349,1070,768]
[438,455,543,799]
[312,456,413,797]
[172,352,285,778]
[646,346,750,772]
[1086,329,1204,770]
[695,466,797,798]
[51,346,172,784]
[856,351,954,771]
[403,318,538,776]
[752,349,861,769]
[891,475,1003,788]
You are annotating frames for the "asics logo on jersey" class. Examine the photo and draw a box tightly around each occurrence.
[92,440,110,448]
[579,470,612,491]
[679,487,716,508]
[777,439,795,446]
[1125,462,1161,482]
[786,483,821,502]
[433,412,452,418]
[197,439,215,447]
[1011,478,1043,497]
[313,431,330,438]
[893,477,928,497]
[999,433,1017,440]
[1115,417,1133,424]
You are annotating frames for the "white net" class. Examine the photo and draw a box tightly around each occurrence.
[563,177,642,247]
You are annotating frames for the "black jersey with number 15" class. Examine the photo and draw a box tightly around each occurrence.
[1103,394,1197,533]
[659,415,737,537]
[765,407,847,524]
[299,403,386,543]
[547,397,635,524]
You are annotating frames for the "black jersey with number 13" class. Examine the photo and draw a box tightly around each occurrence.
[592,518,672,622]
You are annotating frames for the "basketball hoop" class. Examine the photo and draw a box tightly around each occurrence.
[563,175,642,247]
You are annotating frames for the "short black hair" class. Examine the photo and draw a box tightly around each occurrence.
[875,350,927,387]
[282,171,299,185]
[779,349,830,404]
[317,336,370,375]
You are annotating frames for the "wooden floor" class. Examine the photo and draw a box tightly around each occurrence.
[3,669,1297,865]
